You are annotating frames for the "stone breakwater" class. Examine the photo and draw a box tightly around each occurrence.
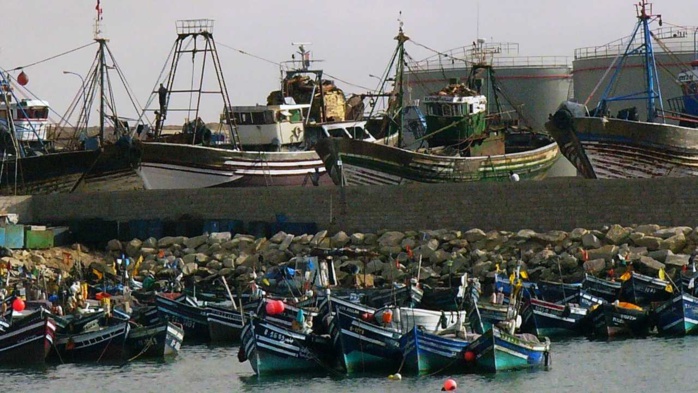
[10,223,694,289]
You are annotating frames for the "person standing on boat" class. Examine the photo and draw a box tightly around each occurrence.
[158,83,168,116]
[509,170,520,182]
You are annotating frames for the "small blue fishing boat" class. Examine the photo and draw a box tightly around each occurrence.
[0,309,55,365]
[240,316,336,376]
[465,325,551,373]
[520,298,587,336]
[205,304,246,342]
[583,274,621,303]
[50,321,130,363]
[619,272,672,306]
[400,326,471,375]
[125,321,184,359]
[466,300,509,335]
[155,294,210,342]
[494,273,539,301]
[333,310,403,374]
[586,302,650,338]
[536,280,583,303]
[653,292,698,336]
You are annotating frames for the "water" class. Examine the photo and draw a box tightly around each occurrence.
[2,336,695,392]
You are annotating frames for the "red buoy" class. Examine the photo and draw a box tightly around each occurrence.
[441,378,457,391]
[12,298,25,312]
[464,350,476,362]
[17,71,28,86]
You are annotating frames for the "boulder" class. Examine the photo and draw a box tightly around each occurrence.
[514,229,536,240]
[184,235,208,250]
[106,239,122,252]
[448,239,469,249]
[583,258,606,274]
[350,233,365,245]
[157,236,180,248]
[125,239,142,258]
[206,260,223,271]
[310,230,328,247]
[569,228,589,241]
[660,232,686,254]
[142,237,158,249]
[587,245,619,262]
[210,232,232,242]
[637,256,665,274]
[604,225,632,245]
[582,233,602,249]
[378,231,406,247]
[365,259,384,275]
[464,228,487,243]
[665,253,690,268]
[401,238,417,251]
[181,262,198,275]
[331,231,351,248]
[648,249,673,263]
[634,224,660,235]
[363,233,378,245]
[279,234,294,252]
[532,231,568,245]
[633,236,662,251]
[269,231,288,243]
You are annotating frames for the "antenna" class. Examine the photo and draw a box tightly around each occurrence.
[291,42,312,70]
[477,1,480,41]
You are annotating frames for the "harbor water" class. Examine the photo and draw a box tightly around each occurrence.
[2,335,695,392]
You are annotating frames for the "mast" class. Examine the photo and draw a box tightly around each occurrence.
[396,21,408,148]
[94,0,106,145]
[639,1,661,122]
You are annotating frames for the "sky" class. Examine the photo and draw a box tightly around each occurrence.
[2,0,698,127]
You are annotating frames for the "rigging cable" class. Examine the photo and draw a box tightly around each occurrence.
[8,42,97,71]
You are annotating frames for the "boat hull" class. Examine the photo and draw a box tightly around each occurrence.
[619,272,672,306]
[241,318,336,376]
[400,327,469,375]
[155,295,210,342]
[466,326,550,373]
[520,298,586,337]
[587,303,649,338]
[0,311,55,365]
[583,274,621,303]
[315,134,559,186]
[333,311,403,374]
[51,322,130,363]
[137,142,332,189]
[125,321,184,359]
[654,293,698,336]
[206,305,245,342]
[546,115,698,179]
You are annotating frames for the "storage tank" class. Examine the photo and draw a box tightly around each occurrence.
[572,25,698,123]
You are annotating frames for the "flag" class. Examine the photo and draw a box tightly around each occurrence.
[520,270,529,280]
[665,284,674,293]
[95,0,103,20]
[92,268,103,280]
[619,271,632,281]
[658,268,666,281]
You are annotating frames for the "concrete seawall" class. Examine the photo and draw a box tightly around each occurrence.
[1,177,693,234]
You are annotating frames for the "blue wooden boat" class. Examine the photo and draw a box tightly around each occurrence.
[586,302,650,338]
[155,294,210,342]
[400,326,471,375]
[520,298,587,336]
[333,310,403,374]
[50,322,130,363]
[420,286,465,312]
[240,316,337,376]
[619,272,672,306]
[125,321,184,359]
[680,271,698,297]
[0,309,55,365]
[466,300,509,335]
[494,273,539,301]
[536,280,583,303]
[583,274,621,303]
[465,325,551,373]
[653,292,698,336]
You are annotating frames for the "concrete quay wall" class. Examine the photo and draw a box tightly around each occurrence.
[11,177,695,234]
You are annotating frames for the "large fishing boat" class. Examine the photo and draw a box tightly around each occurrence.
[315,28,559,186]
[0,3,144,195]
[136,20,396,190]
[546,1,698,179]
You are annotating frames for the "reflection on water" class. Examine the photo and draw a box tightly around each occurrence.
[2,337,698,392]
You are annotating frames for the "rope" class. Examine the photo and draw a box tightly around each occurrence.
[8,42,96,71]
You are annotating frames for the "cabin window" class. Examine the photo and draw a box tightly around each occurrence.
[469,104,474,114]
[327,128,346,138]
[442,104,452,117]
[0,109,6,118]
[426,104,440,116]
[34,107,48,119]
[346,126,369,140]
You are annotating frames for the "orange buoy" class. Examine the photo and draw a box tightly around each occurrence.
[441,378,457,391]
[381,309,393,324]
[17,71,28,86]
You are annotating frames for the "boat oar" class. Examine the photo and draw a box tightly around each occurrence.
[220,276,237,311]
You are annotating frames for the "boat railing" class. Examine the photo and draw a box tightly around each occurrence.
[176,19,214,36]
[575,25,698,60]
[409,55,571,72]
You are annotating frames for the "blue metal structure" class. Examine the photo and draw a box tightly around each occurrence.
[594,1,664,122]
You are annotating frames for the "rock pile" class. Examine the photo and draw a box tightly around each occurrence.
[9,224,697,290]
